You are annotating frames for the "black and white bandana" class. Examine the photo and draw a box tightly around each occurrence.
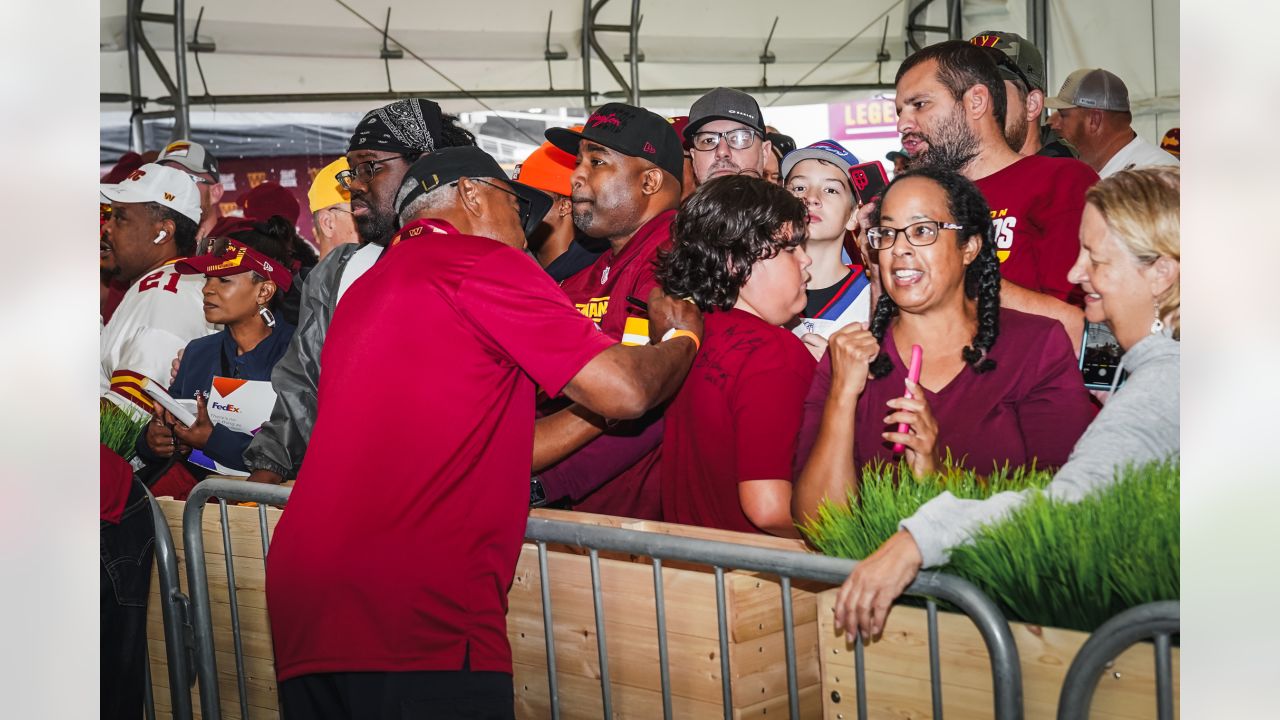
[347,98,444,154]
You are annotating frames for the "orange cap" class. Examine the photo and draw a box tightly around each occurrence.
[515,126,581,197]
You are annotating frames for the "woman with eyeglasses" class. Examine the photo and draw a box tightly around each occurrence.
[136,218,297,498]
[791,166,1097,524]
[831,166,1180,641]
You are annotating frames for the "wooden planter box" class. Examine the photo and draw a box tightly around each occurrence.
[509,509,823,719]
[816,589,1180,719]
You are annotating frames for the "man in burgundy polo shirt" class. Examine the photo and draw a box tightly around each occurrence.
[893,40,1098,350]
[265,146,703,719]
[531,103,685,519]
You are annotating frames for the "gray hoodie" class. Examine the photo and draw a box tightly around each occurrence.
[900,331,1180,568]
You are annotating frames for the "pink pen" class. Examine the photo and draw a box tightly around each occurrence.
[893,344,924,453]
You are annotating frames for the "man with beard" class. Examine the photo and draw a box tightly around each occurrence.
[99,164,217,417]
[243,98,476,484]
[968,31,1077,159]
[683,87,772,183]
[529,102,685,518]
[893,40,1098,346]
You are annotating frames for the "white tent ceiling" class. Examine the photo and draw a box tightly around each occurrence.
[100,0,1178,147]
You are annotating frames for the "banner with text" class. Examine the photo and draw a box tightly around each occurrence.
[828,99,900,141]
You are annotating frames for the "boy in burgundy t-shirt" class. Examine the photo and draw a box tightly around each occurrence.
[656,175,817,537]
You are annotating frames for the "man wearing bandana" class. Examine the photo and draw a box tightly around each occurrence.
[243,98,477,484]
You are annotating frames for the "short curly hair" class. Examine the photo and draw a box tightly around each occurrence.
[867,165,1001,377]
[656,175,808,311]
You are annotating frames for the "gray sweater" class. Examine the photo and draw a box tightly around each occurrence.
[900,332,1180,568]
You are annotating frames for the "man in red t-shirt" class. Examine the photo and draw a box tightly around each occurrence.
[265,147,703,718]
[533,103,686,519]
[893,40,1097,349]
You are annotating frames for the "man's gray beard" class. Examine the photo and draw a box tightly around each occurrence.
[571,208,594,234]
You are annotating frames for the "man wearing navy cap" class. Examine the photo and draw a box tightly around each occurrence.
[265,145,702,718]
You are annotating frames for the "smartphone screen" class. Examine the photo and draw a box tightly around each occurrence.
[849,160,890,206]
[1079,321,1128,391]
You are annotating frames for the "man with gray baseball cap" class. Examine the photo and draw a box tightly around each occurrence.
[968,30,1076,158]
[1046,68,1178,177]
[682,87,773,183]
[157,138,225,241]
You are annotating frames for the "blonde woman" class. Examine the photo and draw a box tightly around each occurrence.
[833,166,1180,640]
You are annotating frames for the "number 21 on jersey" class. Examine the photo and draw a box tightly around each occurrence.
[139,270,182,294]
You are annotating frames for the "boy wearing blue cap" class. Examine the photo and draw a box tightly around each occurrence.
[782,140,873,353]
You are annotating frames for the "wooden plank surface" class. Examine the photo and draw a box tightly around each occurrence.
[817,589,1180,720]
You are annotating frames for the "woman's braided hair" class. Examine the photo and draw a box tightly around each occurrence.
[866,166,1001,378]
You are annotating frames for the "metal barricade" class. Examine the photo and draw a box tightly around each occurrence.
[1057,601,1179,720]
[524,516,1024,720]
[141,482,196,720]
[178,478,1024,720]
[183,479,292,720]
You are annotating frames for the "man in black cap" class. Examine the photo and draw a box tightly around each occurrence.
[683,87,773,183]
[265,145,703,719]
[969,30,1077,158]
[528,102,685,519]
[243,98,476,485]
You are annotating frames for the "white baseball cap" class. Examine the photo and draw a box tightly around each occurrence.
[100,162,202,224]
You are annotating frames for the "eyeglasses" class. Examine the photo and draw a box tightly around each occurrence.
[187,174,215,186]
[336,154,412,189]
[690,128,760,152]
[865,220,965,250]
[100,204,113,224]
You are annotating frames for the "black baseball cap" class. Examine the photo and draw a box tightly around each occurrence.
[545,102,685,182]
[685,87,766,137]
[394,146,553,238]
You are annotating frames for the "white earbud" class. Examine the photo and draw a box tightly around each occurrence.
[152,229,168,245]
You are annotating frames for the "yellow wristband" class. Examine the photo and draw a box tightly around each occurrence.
[661,328,701,351]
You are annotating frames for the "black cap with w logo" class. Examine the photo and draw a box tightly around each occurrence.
[544,102,684,183]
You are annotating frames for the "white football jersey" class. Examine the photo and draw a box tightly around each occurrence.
[101,259,218,419]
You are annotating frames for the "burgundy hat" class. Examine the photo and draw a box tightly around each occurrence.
[238,181,301,224]
[176,238,293,292]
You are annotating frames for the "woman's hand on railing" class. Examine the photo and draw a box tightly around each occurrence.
[832,529,924,641]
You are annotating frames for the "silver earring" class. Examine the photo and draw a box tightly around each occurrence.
[258,304,276,328]
[1150,299,1164,335]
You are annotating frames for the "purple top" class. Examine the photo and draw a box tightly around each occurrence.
[795,308,1097,476]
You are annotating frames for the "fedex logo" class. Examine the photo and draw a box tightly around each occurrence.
[211,401,240,413]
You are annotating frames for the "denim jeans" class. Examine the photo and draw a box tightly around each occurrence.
[100,483,156,720]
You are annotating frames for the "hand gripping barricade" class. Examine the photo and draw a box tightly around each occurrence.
[1057,601,1180,720]
[162,477,1025,719]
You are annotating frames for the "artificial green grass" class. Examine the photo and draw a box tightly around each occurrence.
[800,458,1179,632]
[101,404,147,461]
